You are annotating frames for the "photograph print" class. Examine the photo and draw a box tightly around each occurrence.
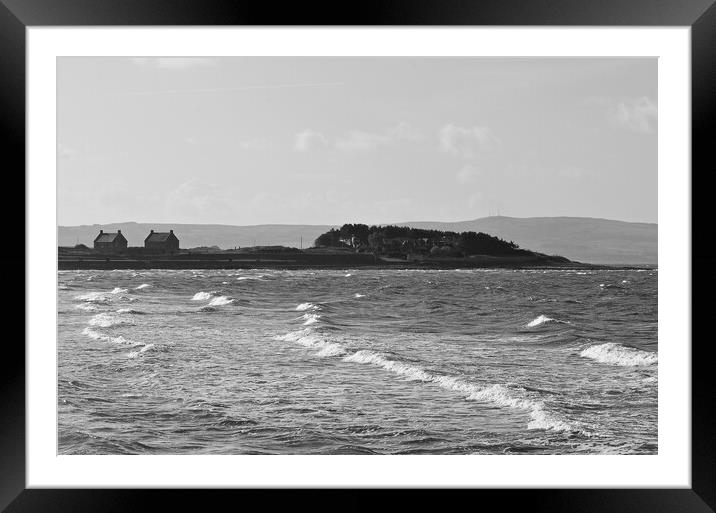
[57,57,658,455]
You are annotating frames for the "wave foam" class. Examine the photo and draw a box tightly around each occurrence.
[579,343,657,367]
[75,291,111,303]
[135,283,151,290]
[343,350,586,434]
[88,312,134,328]
[302,313,321,325]
[192,291,214,301]
[116,308,144,315]
[128,343,155,359]
[296,302,319,311]
[81,327,140,346]
[111,287,128,294]
[275,328,346,358]
[527,315,555,327]
[75,303,98,312]
[208,295,235,306]
[354,293,365,298]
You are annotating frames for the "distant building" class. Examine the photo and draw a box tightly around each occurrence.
[93,230,128,253]
[144,229,180,254]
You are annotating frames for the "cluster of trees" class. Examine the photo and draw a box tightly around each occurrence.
[314,224,528,257]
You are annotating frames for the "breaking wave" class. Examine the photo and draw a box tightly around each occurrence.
[296,302,319,311]
[275,328,347,358]
[135,284,151,290]
[75,303,98,312]
[354,293,366,298]
[81,327,140,346]
[111,287,128,295]
[116,308,144,315]
[75,291,111,304]
[302,313,321,325]
[579,343,657,367]
[88,313,134,328]
[128,344,155,359]
[192,291,214,301]
[526,315,568,328]
[208,296,235,306]
[343,350,585,435]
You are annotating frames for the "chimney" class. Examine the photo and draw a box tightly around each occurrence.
[99,229,103,234]
[150,229,154,234]
[170,229,173,234]
[117,230,121,234]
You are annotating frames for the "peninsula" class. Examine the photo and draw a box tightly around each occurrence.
[57,223,620,270]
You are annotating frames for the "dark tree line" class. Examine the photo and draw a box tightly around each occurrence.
[314,224,528,257]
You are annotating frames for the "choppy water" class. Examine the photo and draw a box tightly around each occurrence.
[58,268,657,454]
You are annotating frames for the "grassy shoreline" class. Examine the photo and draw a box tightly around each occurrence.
[57,254,648,271]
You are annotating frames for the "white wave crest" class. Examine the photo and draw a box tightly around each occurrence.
[88,312,134,328]
[192,291,214,301]
[81,327,140,346]
[208,295,235,306]
[275,328,346,358]
[237,275,263,281]
[135,283,151,290]
[82,327,108,341]
[354,293,365,298]
[343,350,585,434]
[111,287,128,294]
[128,343,155,359]
[579,343,657,367]
[344,350,433,381]
[526,315,569,328]
[302,313,321,325]
[296,302,318,311]
[116,308,144,315]
[527,315,554,327]
[75,291,111,303]
[75,303,98,312]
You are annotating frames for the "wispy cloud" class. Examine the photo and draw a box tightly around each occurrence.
[129,57,219,70]
[295,122,422,152]
[609,97,657,134]
[588,96,658,134]
[439,124,500,158]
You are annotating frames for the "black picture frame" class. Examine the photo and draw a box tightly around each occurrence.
[4,0,714,511]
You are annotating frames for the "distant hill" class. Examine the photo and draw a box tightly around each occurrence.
[58,216,657,265]
[394,216,656,265]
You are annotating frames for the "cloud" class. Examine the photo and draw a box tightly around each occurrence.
[294,130,330,152]
[295,122,422,152]
[439,124,500,158]
[129,57,219,70]
[587,96,658,134]
[609,96,658,134]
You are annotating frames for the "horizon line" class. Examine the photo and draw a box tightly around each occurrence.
[58,215,659,228]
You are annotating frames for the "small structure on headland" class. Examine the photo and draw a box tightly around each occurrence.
[93,230,127,254]
[144,229,180,254]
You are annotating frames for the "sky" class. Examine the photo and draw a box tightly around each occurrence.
[57,57,657,226]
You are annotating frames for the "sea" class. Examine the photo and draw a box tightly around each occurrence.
[58,268,658,455]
